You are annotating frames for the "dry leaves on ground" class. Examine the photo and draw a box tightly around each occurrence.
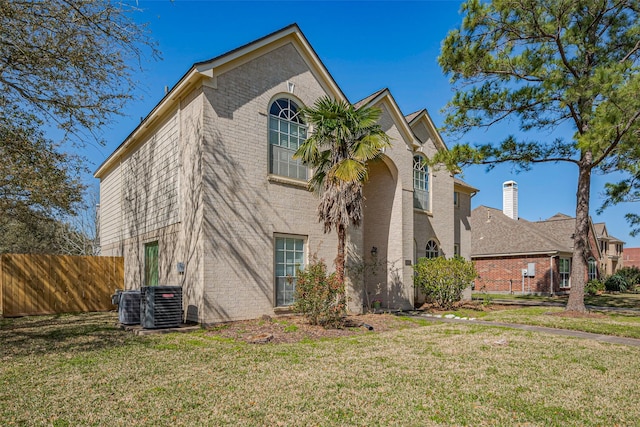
[205,313,418,344]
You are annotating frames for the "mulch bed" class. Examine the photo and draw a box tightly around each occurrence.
[205,313,418,344]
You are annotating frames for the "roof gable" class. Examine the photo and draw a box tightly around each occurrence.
[194,24,345,101]
[405,109,448,152]
[95,24,345,178]
[354,88,415,149]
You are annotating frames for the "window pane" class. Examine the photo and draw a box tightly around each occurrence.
[269,116,278,130]
[281,121,290,135]
[285,250,295,264]
[269,130,279,146]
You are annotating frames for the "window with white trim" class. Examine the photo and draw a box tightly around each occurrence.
[559,257,571,288]
[454,191,459,207]
[588,258,597,281]
[269,98,307,180]
[426,240,439,259]
[275,236,305,307]
[413,155,429,211]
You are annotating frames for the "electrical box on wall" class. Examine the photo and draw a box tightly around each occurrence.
[527,263,536,277]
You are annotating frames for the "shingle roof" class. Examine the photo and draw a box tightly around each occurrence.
[404,109,424,123]
[454,177,479,193]
[529,217,576,250]
[353,88,387,109]
[546,213,574,221]
[471,206,573,257]
[593,222,607,237]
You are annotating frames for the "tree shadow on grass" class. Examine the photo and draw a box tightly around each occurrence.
[0,312,140,359]
[584,293,640,309]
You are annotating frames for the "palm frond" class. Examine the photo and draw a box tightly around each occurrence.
[331,159,368,183]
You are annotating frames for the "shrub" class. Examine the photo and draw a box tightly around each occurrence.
[616,267,640,290]
[604,274,628,293]
[293,258,346,328]
[413,256,478,309]
[585,279,605,296]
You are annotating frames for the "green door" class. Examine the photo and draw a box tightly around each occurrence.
[145,242,159,287]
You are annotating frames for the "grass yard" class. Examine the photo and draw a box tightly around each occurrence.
[473,291,640,309]
[441,305,640,339]
[2,312,640,426]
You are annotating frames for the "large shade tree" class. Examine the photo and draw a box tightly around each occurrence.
[435,0,640,312]
[598,144,640,236]
[294,96,390,283]
[1,0,158,252]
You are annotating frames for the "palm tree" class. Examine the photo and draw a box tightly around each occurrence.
[294,96,390,283]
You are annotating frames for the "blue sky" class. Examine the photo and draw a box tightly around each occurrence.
[86,0,639,246]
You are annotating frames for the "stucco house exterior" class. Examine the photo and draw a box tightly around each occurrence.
[95,24,473,324]
[471,181,619,295]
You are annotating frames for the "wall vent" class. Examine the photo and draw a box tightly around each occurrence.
[141,286,182,329]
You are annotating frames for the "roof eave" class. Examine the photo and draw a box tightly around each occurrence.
[94,67,204,179]
[471,250,564,259]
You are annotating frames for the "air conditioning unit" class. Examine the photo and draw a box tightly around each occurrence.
[141,286,182,329]
[118,290,141,325]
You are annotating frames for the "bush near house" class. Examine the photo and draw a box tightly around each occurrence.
[615,267,640,292]
[293,258,346,328]
[585,279,605,296]
[413,256,478,309]
[604,274,628,293]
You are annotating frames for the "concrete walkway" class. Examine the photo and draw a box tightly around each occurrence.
[400,311,640,347]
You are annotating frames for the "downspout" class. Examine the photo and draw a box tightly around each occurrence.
[549,255,554,296]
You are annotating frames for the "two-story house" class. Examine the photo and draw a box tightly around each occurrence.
[94,24,473,324]
[594,223,625,275]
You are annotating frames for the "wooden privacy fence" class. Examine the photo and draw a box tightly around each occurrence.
[0,254,124,317]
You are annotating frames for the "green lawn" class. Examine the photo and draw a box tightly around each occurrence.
[2,312,640,426]
[442,305,640,339]
[472,291,640,309]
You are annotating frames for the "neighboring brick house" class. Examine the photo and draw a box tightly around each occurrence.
[622,247,640,269]
[94,24,471,324]
[471,182,603,295]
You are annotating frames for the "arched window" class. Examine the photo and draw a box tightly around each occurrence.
[413,155,429,210]
[588,258,597,281]
[269,98,307,180]
[426,240,439,259]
